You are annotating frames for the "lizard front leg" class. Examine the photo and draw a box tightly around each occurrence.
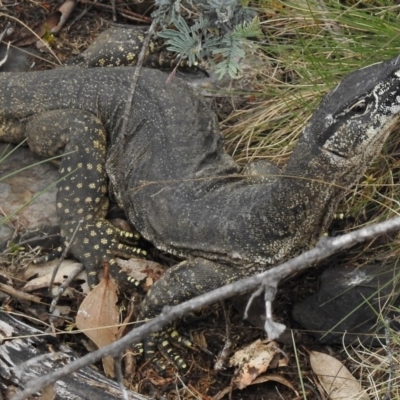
[24,109,143,288]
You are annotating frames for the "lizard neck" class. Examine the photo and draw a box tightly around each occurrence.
[270,174,342,249]
[260,141,349,259]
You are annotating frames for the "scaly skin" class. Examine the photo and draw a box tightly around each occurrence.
[66,27,191,69]
[1,55,400,369]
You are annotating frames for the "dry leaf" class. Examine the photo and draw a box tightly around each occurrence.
[23,259,89,294]
[117,257,166,288]
[51,0,77,33]
[230,339,281,389]
[310,351,369,400]
[76,274,119,377]
[40,385,56,400]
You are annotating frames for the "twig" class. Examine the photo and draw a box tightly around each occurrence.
[49,263,84,314]
[81,1,152,23]
[11,216,400,400]
[0,40,10,67]
[3,231,60,251]
[383,317,393,400]
[214,301,232,371]
[49,219,83,296]
[114,353,128,400]
[111,0,116,22]
[0,282,43,304]
[120,20,157,137]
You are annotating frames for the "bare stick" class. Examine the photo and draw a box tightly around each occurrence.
[49,219,83,296]
[49,263,84,314]
[0,282,43,304]
[120,20,157,137]
[12,216,400,400]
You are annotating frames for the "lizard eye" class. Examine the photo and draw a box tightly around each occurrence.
[349,99,368,114]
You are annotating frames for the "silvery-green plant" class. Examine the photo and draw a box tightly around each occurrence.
[153,0,261,78]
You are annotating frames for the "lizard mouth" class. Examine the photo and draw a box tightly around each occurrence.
[323,147,349,160]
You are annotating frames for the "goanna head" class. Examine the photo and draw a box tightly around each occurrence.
[288,55,400,188]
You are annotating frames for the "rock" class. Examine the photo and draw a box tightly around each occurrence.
[0,144,58,243]
[292,262,400,344]
[0,45,39,72]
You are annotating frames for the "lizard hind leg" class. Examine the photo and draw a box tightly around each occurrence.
[24,109,141,289]
[137,258,248,371]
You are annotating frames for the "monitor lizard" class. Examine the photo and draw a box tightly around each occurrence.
[1,43,400,370]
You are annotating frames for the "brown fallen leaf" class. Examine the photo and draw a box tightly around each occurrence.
[117,257,166,290]
[40,385,56,400]
[76,268,119,377]
[230,339,281,389]
[51,0,77,34]
[310,351,369,400]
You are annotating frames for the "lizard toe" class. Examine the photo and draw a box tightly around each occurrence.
[59,219,146,289]
[133,326,192,373]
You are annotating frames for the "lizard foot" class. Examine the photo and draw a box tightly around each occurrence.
[132,258,248,372]
[32,220,149,291]
[134,326,194,373]
[60,219,150,289]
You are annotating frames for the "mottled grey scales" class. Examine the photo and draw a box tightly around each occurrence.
[67,27,188,69]
[1,49,400,369]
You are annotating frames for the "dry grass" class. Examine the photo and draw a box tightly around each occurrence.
[223,0,400,233]
[343,327,400,399]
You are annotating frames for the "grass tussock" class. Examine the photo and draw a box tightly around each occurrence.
[223,0,400,233]
[343,324,400,399]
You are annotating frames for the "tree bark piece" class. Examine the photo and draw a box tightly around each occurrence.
[0,311,149,400]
